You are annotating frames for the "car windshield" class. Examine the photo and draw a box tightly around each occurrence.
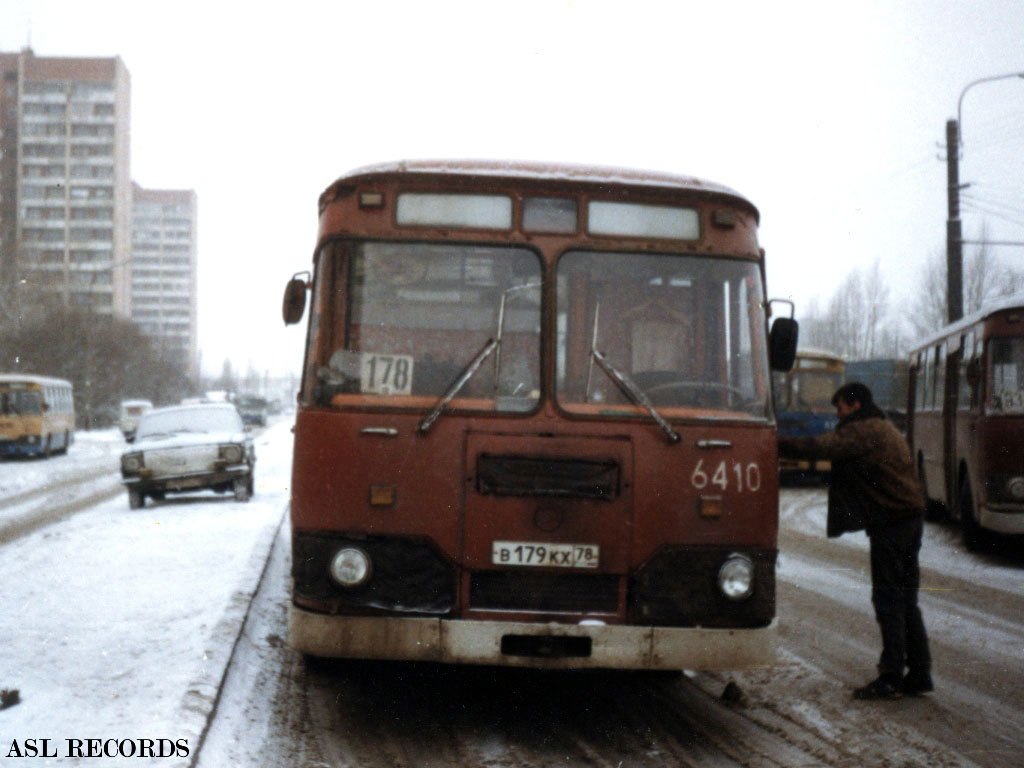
[136,406,243,439]
[555,250,771,419]
[305,240,542,413]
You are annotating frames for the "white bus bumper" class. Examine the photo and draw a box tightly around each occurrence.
[978,505,1024,534]
[289,605,777,671]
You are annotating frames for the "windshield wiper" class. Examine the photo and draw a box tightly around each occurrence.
[418,338,499,434]
[585,302,678,444]
[590,348,680,444]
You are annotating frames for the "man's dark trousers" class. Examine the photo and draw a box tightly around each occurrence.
[868,515,931,680]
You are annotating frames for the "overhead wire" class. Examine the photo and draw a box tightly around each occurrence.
[960,201,1024,231]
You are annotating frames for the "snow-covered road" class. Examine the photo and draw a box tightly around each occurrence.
[3,428,1023,767]
[0,420,293,766]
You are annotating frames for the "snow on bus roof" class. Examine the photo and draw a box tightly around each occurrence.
[328,159,759,219]
[909,293,1024,353]
[795,347,844,361]
[0,373,73,387]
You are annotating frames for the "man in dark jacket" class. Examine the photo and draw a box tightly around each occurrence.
[779,382,932,700]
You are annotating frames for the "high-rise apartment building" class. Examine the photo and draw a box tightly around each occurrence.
[0,48,132,316]
[131,185,198,376]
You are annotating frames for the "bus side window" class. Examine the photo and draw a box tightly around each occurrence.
[923,348,934,410]
[934,343,945,410]
[921,354,929,415]
[958,331,975,410]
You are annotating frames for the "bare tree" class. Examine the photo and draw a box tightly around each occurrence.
[216,358,236,395]
[910,222,1024,338]
[0,299,196,427]
[798,259,902,359]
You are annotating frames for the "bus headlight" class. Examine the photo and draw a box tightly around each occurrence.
[220,444,243,463]
[330,547,372,588]
[717,553,754,601]
[985,474,1024,503]
[121,453,144,473]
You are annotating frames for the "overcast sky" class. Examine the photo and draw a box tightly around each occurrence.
[3,0,1024,377]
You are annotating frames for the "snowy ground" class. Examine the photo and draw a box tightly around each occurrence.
[778,485,1024,595]
[0,419,293,766]
[3,431,1020,767]
[0,429,125,497]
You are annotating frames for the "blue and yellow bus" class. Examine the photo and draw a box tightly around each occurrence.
[0,374,76,457]
[773,348,844,478]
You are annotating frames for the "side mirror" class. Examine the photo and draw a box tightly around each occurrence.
[282,271,310,325]
[767,297,799,371]
[769,317,799,371]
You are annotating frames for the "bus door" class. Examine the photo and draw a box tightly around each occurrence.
[462,431,633,617]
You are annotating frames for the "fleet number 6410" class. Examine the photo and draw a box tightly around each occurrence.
[690,459,762,492]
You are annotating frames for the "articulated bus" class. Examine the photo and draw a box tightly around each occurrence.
[772,348,844,478]
[908,296,1024,549]
[282,161,797,671]
[0,374,75,457]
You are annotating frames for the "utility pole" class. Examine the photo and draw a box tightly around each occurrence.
[945,119,963,323]
[949,71,1024,324]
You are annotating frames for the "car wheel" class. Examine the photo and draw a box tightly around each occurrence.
[128,490,144,509]
[233,476,251,502]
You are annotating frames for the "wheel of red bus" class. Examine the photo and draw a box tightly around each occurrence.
[958,477,983,551]
[233,475,252,502]
[128,489,144,510]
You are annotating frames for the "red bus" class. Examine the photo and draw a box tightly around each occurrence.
[908,296,1024,549]
[282,161,797,671]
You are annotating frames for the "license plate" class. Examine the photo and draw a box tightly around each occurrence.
[492,541,599,569]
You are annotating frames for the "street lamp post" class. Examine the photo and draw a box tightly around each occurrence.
[946,72,1024,323]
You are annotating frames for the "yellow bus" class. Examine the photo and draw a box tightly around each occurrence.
[0,374,76,458]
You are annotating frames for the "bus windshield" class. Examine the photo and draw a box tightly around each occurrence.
[0,390,42,415]
[793,369,844,410]
[556,251,769,419]
[991,337,1024,413]
[308,240,542,411]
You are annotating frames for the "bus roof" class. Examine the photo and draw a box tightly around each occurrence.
[323,160,760,222]
[0,374,72,388]
[795,347,844,362]
[908,293,1024,353]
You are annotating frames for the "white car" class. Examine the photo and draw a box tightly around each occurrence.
[120,403,255,509]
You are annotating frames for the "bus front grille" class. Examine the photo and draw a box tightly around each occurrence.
[469,571,619,614]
